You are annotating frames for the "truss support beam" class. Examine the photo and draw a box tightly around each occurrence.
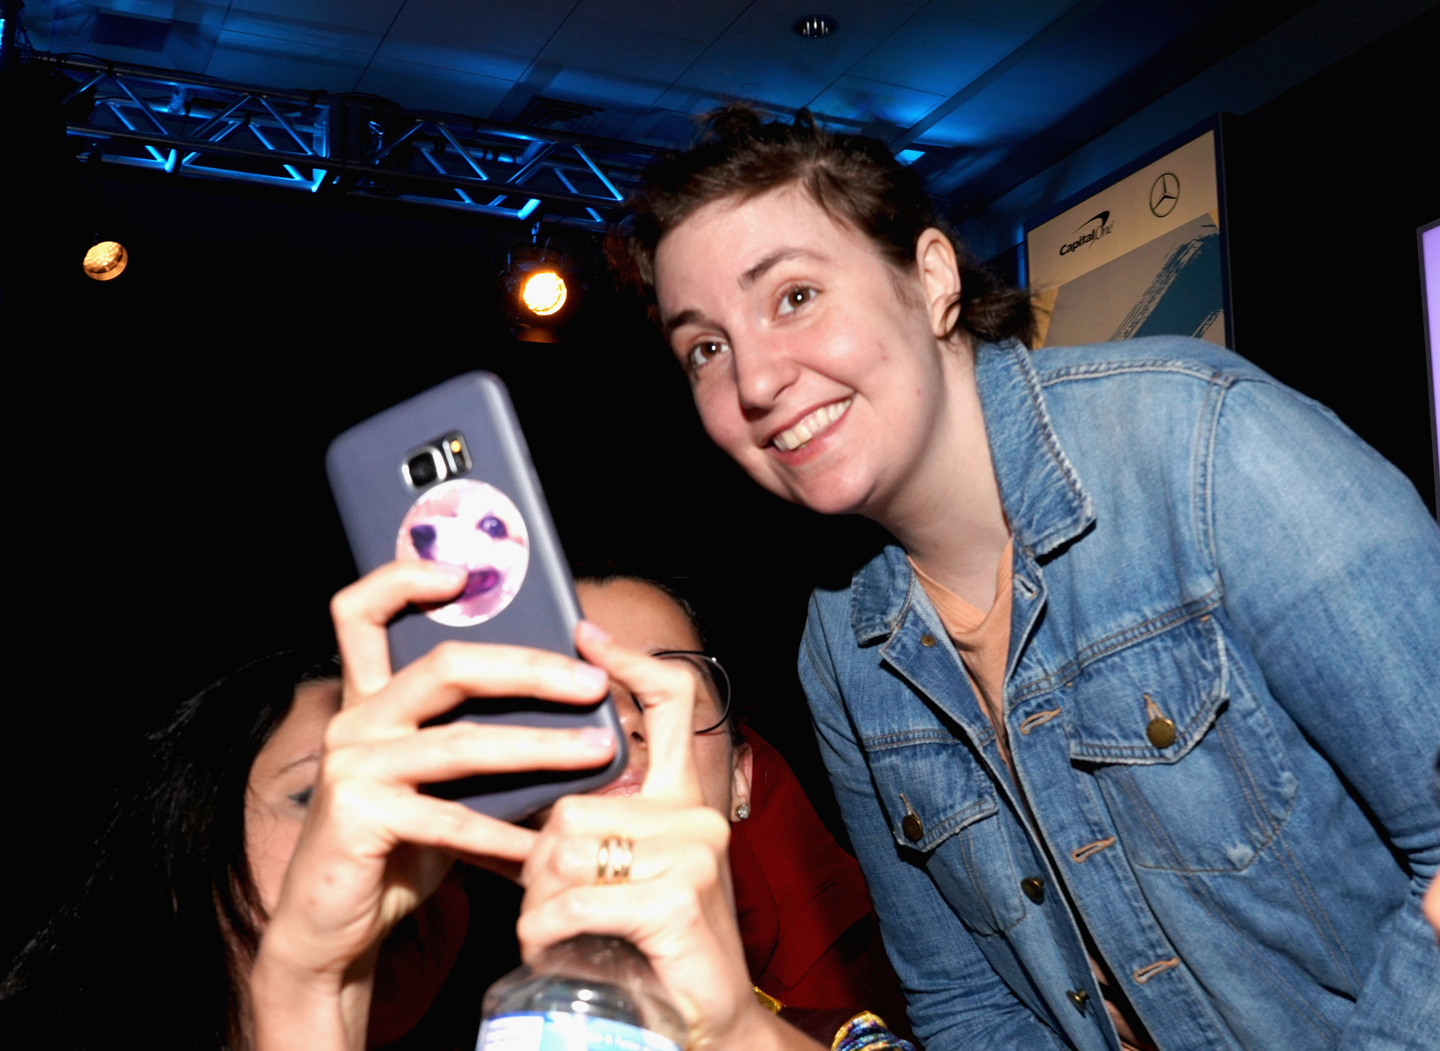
[47,55,657,227]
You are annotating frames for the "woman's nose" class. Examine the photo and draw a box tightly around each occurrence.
[616,691,647,748]
[733,337,799,415]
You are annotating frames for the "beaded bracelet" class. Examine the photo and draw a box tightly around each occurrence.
[831,1010,917,1051]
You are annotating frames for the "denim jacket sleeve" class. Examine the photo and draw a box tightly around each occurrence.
[800,599,1072,1051]
[1209,378,1440,1048]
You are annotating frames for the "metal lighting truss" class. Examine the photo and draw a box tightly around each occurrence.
[53,56,660,226]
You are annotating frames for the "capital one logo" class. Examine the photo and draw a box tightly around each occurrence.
[1150,172,1180,217]
[1059,210,1113,256]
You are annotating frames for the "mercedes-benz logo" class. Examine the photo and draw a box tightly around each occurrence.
[1150,172,1180,217]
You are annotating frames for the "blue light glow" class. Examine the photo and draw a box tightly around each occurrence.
[896,149,926,166]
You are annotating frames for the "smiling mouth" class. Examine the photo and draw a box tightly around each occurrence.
[770,398,852,452]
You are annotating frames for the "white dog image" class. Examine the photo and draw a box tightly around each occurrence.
[395,479,530,626]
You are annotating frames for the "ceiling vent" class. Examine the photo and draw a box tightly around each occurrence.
[517,96,602,130]
[91,12,170,52]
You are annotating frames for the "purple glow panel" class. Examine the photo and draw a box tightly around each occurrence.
[1425,224,1440,418]
[1425,221,1440,516]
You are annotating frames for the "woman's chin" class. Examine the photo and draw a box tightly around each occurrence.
[366,871,471,1048]
[780,470,876,518]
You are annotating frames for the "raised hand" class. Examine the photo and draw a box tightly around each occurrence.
[250,561,617,1051]
[518,621,824,1051]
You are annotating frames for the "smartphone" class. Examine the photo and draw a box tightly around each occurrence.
[326,371,626,820]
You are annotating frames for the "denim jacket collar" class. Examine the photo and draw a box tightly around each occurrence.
[849,340,1095,644]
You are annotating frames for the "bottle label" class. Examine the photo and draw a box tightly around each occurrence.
[478,1012,681,1051]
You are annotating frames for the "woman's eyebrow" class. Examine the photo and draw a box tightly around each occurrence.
[279,751,321,775]
[663,308,703,337]
[740,247,826,288]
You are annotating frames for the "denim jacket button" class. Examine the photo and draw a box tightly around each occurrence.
[1066,989,1089,1015]
[920,633,937,647]
[902,813,924,841]
[1146,716,1177,748]
[1021,876,1045,903]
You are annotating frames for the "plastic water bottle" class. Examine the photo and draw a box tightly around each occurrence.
[477,935,687,1051]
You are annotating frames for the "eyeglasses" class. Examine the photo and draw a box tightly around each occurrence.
[642,650,732,736]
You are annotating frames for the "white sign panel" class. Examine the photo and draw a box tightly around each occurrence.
[1026,130,1225,349]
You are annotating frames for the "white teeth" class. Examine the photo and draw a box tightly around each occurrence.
[772,398,852,452]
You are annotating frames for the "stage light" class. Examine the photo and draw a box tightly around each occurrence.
[82,240,128,281]
[521,271,567,316]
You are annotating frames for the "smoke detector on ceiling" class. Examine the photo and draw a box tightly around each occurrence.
[794,15,837,39]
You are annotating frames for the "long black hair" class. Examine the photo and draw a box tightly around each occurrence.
[0,651,338,1049]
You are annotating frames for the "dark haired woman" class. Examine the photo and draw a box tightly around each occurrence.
[611,109,1440,1050]
[0,654,339,1047]
[0,651,511,1050]
[4,576,911,1051]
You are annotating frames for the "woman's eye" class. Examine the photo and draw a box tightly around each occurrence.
[777,286,816,315]
[288,786,314,809]
[686,340,729,372]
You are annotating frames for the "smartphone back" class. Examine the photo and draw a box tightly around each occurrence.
[326,372,624,819]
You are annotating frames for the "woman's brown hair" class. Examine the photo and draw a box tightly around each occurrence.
[611,106,1034,347]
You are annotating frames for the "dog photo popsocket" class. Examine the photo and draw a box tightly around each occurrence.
[396,479,531,626]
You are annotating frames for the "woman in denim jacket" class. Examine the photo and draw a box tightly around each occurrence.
[613,108,1440,1051]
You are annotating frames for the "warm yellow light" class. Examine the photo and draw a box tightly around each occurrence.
[521,271,567,316]
[82,241,128,282]
[449,439,462,452]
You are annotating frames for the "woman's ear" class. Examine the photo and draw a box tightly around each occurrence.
[730,742,753,820]
[916,228,962,339]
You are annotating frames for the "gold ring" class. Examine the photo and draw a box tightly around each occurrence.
[596,836,634,884]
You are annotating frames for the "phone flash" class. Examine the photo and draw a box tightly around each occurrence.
[441,432,471,475]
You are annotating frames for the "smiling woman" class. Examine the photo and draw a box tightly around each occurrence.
[608,106,1440,1051]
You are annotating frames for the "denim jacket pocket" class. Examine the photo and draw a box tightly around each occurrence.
[1062,614,1297,873]
[864,733,1026,934]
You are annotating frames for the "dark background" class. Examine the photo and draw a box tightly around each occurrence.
[2,13,1436,968]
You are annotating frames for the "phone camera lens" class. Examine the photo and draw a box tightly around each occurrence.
[407,451,439,487]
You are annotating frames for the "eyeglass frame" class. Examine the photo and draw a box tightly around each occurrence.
[627,650,732,736]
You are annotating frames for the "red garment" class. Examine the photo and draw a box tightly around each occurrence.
[728,724,882,1009]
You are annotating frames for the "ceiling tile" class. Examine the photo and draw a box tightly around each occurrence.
[204,29,371,91]
[543,67,669,110]
[807,74,946,129]
[537,17,708,85]
[918,0,1217,147]
[377,0,577,84]
[569,0,754,44]
[353,56,514,114]
[849,10,1024,97]
[661,0,921,111]
[92,0,183,21]
[930,0,1079,35]
[218,0,402,53]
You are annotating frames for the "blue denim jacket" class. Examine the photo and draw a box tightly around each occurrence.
[799,337,1440,1051]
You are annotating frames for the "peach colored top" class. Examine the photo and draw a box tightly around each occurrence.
[909,542,1015,766]
[911,543,1156,1051]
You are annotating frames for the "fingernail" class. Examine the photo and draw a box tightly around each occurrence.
[432,562,468,586]
[573,662,608,690]
[577,620,612,645]
[580,727,615,751]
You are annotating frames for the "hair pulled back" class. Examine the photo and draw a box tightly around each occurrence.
[613,106,1033,347]
[1,651,339,1049]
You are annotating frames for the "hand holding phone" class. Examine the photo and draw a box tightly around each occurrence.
[251,559,621,1051]
[326,372,627,820]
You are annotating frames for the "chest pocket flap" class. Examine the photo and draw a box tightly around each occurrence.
[1064,612,1227,763]
[865,732,997,851]
[1061,612,1296,873]
[863,733,1027,934]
